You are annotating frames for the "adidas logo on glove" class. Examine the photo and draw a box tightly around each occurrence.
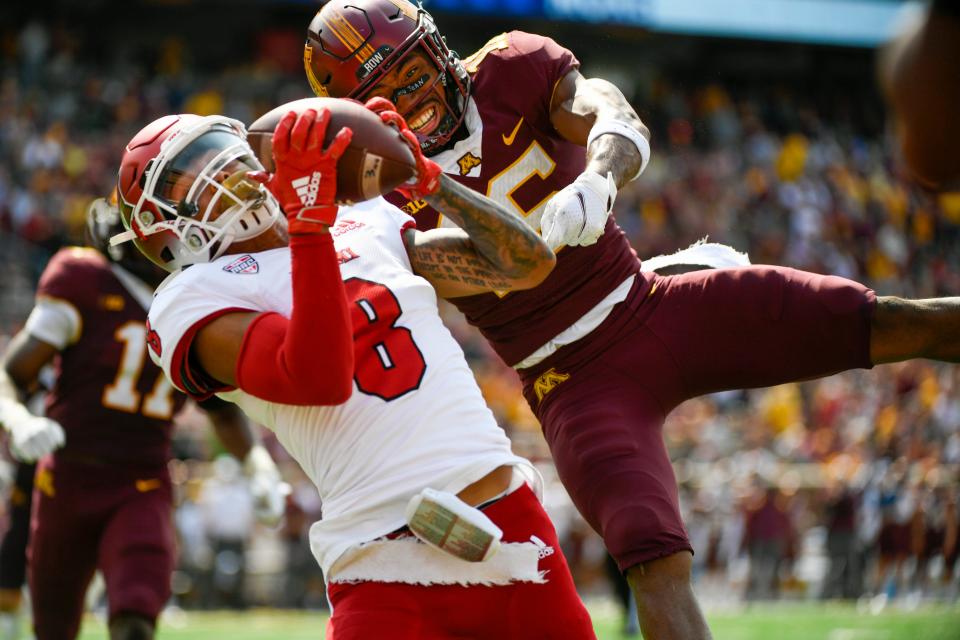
[291,172,323,207]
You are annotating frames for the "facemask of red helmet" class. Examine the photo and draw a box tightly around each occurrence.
[304,0,470,155]
[113,116,281,272]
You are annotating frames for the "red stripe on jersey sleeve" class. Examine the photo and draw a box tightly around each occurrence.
[169,307,252,400]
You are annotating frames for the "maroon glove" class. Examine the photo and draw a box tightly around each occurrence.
[249,108,353,234]
[363,97,442,201]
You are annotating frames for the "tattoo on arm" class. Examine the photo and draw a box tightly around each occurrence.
[423,175,547,280]
[406,231,516,293]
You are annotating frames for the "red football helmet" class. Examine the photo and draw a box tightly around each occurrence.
[113,114,280,272]
[304,0,469,154]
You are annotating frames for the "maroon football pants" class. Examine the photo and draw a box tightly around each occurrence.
[29,458,175,639]
[520,266,876,571]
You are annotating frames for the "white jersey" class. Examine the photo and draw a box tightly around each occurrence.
[148,198,529,576]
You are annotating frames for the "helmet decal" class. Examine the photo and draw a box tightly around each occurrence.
[357,45,394,82]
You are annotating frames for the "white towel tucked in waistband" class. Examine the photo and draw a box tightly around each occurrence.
[328,536,547,586]
[641,238,751,273]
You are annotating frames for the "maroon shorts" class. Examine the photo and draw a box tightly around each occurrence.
[325,483,596,639]
[29,458,175,638]
[519,266,875,571]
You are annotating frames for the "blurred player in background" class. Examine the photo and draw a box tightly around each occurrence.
[0,195,287,640]
[304,2,960,637]
[881,0,960,190]
[112,104,596,638]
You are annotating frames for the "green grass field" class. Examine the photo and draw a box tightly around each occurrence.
[73,602,960,639]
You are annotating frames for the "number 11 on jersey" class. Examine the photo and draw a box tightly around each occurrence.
[102,321,176,419]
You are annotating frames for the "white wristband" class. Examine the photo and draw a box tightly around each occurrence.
[587,118,651,181]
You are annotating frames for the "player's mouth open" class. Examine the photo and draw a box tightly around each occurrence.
[408,104,439,135]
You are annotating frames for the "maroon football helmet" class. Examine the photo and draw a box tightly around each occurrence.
[304,0,469,154]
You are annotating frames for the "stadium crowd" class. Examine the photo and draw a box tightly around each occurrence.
[1,16,958,614]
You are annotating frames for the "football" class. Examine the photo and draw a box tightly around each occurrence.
[247,97,416,204]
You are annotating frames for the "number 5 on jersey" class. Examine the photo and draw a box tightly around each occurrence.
[345,278,426,401]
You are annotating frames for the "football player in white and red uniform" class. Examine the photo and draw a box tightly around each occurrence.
[113,105,596,639]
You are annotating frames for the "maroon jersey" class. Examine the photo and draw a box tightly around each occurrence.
[36,248,185,467]
[387,31,645,366]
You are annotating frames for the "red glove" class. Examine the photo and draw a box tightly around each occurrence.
[249,108,353,234]
[363,97,442,201]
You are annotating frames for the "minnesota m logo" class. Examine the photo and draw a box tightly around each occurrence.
[457,152,481,176]
[533,368,570,403]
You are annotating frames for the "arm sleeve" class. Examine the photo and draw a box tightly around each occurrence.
[150,236,354,405]
[235,233,354,406]
[31,249,99,349]
[24,298,81,350]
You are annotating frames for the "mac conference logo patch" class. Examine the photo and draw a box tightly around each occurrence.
[223,255,259,274]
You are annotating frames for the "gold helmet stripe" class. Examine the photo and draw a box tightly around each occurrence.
[303,45,329,97]
[331,8,376,59]
[325,9,375,62]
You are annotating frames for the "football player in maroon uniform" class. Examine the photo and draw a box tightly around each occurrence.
[0,196,287,640]
[304,2,960,637]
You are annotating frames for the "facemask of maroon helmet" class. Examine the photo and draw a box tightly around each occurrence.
[112,116,281,272]
[304,0,470,155]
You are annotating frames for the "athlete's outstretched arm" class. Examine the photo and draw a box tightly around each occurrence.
[550,70,650,188]
[540,69,651,250]
[405,174,556,298]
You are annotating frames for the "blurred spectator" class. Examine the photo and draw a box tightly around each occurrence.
[279,468,326,610]
[743,483,796,601]
[200,456,254,610]
[820,481,861,599]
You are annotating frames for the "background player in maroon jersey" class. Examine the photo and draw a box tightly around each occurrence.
[0,197,287,640]
[304,2,960,637]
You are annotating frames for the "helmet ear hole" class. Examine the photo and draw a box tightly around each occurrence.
[159,247,175,265]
